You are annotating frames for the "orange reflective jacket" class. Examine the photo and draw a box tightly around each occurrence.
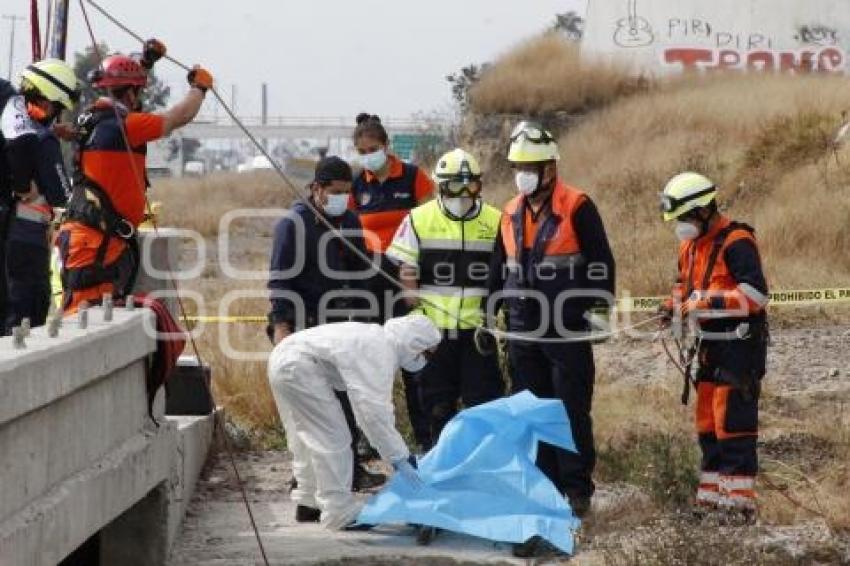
[500,181,598,331]
[677,216,768,316]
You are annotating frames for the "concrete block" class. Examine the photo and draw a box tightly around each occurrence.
[0,310,157,427]
[0,360,150,523]
[134,229,185,319]
[0,426,176,566]
[165,413,217,549]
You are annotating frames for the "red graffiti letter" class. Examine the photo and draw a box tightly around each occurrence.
[747,51,775,71]
[715,50,742,70]
[780,51,816,73]
[818,48,844,73]
[664,48,714,70]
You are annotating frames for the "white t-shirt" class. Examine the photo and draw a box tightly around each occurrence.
[0,94,39,142]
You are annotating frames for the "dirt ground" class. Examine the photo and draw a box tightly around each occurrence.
[168,325,850,565]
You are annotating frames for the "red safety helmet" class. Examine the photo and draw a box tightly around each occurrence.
[91,55,148,89]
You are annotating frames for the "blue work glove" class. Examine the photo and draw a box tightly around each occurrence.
[392,455,423,490]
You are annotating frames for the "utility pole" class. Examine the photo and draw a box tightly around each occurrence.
[261,82,268,150]
[3,14,25,81]
[46,0,70,60]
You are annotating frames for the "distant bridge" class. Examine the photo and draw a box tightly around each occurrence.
[181,115,450,140]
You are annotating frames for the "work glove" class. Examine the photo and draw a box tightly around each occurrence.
[141,38,167,69]
[187,65,214,93]
[657,299,675,328]
[679,295,713,319]
[392,455,423,491]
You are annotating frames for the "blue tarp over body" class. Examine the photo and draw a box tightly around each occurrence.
[358,391,581,554]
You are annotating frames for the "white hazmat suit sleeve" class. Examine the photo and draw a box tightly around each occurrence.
[329,315,441,464]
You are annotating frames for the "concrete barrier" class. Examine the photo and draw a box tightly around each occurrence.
[0,306,215,566]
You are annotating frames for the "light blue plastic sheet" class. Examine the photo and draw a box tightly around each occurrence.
[358,391,581,554]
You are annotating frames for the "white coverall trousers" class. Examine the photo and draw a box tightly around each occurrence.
[269,350,362,528]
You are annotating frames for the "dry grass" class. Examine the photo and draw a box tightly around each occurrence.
[150,171,299,237]
[470,33,646,117]
[470,72,850,297]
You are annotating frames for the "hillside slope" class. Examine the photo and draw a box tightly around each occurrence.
[466,34,850,296]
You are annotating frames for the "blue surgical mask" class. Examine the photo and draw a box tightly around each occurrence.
[360,149,388,172]
[323,193,349,217]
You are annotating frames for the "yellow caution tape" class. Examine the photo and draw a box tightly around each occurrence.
[182,287,850,323]
[185,315,268,323]
[618,287,850,313]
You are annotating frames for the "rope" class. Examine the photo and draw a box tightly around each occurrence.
[76,3,270,564]
[483,314,665,344]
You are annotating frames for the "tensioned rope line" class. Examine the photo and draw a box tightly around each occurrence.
[76,2,271,564]
[82,0,655,346]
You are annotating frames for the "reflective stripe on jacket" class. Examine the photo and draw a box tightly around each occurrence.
[405,200,501,329]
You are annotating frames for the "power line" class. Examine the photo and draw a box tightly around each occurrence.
[2,14,25,80]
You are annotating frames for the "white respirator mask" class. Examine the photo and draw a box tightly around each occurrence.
[443,196,475,218]
[675,221,701,241]
[515,171,540,196]
[401,353,428,373]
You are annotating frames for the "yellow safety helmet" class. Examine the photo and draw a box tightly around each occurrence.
[432,148,482,194]
[20,58,80,111]
[507,121,560,164]
[660,172,718,222]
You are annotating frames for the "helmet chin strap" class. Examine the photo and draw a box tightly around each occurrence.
[528,163,555,200]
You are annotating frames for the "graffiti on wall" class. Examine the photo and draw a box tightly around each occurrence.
[604,1,846,74]
[614,0,655,48]
[663,46,845,72]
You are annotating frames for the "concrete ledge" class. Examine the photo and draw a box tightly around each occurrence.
[0,425,175,566]
[0,360,151,523]
[0,309,157,426]
[165,413,218,548]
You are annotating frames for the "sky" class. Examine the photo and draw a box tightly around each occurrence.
[3,0,585,120]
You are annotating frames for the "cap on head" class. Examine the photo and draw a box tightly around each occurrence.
[507,121,560,164]
[314,156,353,184]
[660,172,718,222]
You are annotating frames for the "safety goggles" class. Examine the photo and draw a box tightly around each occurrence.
[659,186,715,214]
[509,122,555,144]
[438,178,482,197]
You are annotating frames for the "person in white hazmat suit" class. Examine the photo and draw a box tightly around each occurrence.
[268,314,442,529]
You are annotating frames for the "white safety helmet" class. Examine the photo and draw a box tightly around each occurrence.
[20,58,80,111]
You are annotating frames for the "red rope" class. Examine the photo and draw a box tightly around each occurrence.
[30,0,42,61]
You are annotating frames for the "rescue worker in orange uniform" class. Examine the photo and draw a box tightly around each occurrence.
[56,40,212,313]
[350,113,434,451]
[489,122,616,557]
[659,172,769,522]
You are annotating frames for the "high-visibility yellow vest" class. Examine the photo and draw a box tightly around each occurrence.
[401,200,501,330]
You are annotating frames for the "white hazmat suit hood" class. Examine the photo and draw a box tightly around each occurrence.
[384,314,442,373]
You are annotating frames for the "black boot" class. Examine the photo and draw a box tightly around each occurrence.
[295,505,321,523]
[512,536,564,559]
[353,464,387,491]
[568,493,592,518]
[415,526,439,546]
